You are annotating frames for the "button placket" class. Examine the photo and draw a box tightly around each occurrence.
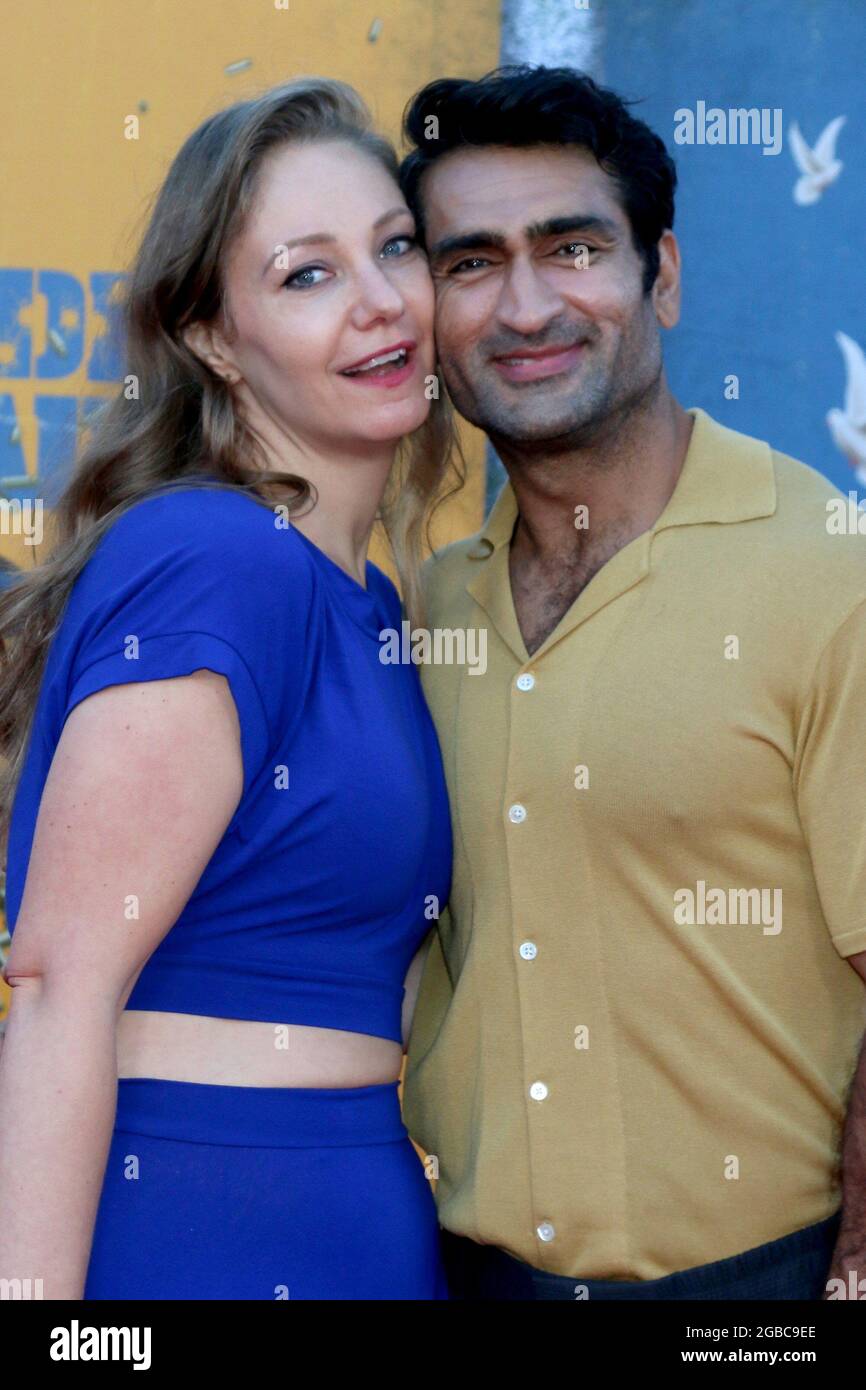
[508,659,557,1256]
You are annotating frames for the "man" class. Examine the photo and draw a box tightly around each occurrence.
[398,65,866,1300]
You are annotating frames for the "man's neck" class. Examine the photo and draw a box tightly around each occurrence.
[495,387,694,656]
[498,387,694,570]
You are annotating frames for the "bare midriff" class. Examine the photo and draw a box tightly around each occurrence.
[116,1009,404,1087]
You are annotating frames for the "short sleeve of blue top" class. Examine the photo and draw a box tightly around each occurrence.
[4,486,453,1044]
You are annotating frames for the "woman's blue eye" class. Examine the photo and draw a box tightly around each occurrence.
[381,234,417,257]
[281,235,416,289]
[282,265,329,290]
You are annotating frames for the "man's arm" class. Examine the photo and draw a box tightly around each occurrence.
[824,948,866,1296]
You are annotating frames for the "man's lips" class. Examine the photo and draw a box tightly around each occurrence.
[492,341,587,382]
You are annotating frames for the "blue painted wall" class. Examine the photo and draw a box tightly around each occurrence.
[603,0,866,493]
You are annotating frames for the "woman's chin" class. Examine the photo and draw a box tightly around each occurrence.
[351,397,433,444]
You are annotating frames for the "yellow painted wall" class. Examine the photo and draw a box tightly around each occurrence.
[0,0,500,1023]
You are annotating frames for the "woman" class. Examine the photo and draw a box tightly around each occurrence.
[0,77,462,1299]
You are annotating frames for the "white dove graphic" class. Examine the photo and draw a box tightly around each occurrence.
[827,332,866,485]
[788,116,846,204]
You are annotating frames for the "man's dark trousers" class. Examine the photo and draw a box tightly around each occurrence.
[440,1212,843,1300]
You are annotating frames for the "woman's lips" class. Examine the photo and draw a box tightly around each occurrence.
[339,346,417,389]
[493,342,586,382]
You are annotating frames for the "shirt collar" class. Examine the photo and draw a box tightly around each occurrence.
[465,407,777,561]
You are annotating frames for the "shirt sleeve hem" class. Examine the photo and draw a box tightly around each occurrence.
[830,926,866,959]
[65,630,270,797]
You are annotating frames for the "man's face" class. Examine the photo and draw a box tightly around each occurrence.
[420,144,677,449]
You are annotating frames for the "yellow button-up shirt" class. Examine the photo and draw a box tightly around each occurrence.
[404,407,866,1280]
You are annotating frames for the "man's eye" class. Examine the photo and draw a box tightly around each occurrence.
[282,265,330,290]
[381,234,417,257]
[449,256,490,275]
[559,241,595,258]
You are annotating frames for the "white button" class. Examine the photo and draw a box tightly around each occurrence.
[529,1081,548,1101]
[516,673,535,691]
[519,941,537,960]
[537,1221,556,1242]
[508,803,527,823]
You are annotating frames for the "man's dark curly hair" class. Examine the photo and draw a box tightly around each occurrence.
[398,65,677,294]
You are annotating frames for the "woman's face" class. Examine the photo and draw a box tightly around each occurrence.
[193,139,435,455]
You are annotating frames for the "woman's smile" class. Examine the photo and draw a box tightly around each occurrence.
[338,339,419,387]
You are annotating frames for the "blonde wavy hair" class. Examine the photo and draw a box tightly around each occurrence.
[0,77,464,850]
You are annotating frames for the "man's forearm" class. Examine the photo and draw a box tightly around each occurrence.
[825,1029,866,1297]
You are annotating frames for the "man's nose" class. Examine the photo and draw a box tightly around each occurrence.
[495,257,564,335]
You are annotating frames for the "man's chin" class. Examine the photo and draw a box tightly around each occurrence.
[477,376,612,439]
[487,407,605,451]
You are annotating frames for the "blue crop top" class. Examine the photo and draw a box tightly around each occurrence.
[4,485,453,1044]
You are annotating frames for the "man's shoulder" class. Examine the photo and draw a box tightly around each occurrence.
[713,422,866,646]
[698,408,866,585]
[702,410,847,518]
[766,442,866,580]
[770,441,850,505]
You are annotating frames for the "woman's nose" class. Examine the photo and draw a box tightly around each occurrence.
[350,263,406,321]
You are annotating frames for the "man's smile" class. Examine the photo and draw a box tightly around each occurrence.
[491,340,588,382]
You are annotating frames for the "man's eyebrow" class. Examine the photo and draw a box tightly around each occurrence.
[526,214,620,242]
[427,229,507,262]
[428,213,620,264]
[261,206,412,277]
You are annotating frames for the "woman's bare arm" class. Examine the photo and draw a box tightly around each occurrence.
[0,668,244,1299]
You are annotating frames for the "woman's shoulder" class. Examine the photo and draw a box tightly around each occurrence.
[88,484,317,590]
[53,484,320,732]
[97,482,289,546]
[60,484,318,670]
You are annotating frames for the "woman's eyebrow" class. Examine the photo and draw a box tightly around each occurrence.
[260,207,413,277]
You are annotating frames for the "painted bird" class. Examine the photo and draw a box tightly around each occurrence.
[827,332,866,485]
[788,116,846,205]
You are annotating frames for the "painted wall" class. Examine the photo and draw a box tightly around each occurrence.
[600,0,866,495]
[0,0,497,571]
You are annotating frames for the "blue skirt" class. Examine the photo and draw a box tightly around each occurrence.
[83,1077,449,1300]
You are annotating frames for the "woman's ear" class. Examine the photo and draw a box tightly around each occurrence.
[181,321,240,385]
